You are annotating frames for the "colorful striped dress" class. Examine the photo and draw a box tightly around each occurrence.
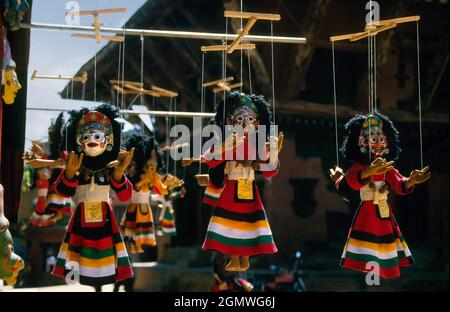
[29,181,72,227]
[52,168,133,286]
[28,178,52,227]
[202,145,279,256]
[203,181,224,208]
[120,189,156,253]
[153,192,177,237]
[340,163,415,279]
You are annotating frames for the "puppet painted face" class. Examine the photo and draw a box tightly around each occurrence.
[36,167,51,181]
[359,115,389,158]
[230,96,259,132]
[79,129,111,157]
[0,229,25,285]
[76,111,114,157]
[0,185,25,285]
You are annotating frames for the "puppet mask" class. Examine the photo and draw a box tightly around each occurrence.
[0,185,25,285]
[36,167,51,180]
[230,96,259,132]
[76,111,114,157]
[359,115,389,157]
[0,229,25,285]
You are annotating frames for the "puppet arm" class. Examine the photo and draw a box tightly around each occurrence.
[385,168,415,195]
[111,175,132,202]
[55,170,78,197]
[345,163,372,191]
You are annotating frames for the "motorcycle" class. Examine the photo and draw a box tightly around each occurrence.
[252,250,308,292]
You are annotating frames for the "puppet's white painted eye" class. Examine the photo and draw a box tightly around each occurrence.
[94,134,102,141]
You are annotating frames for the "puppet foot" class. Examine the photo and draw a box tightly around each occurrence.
[239,256,250,271]
[225,256,241,272]
[47,211,63,223]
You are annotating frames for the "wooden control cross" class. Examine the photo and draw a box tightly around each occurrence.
[202,77,243,93]
[31,70,88,84]
[110,80,178,98]
[201,11,281,54]
[110,80,161,97]
[67,8,128,43]
[151,86,179,98]
[330,16,420,42]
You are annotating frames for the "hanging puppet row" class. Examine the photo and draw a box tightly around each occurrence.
[2,2,434,290]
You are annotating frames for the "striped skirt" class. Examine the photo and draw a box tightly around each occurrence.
[340,201,414,279]
[29,188,71,227]
[29,189,55,227]
[120,203,156,253]
[202,180,277,256]
[52,202,133,286]
[203,183,223,208]
[157,204,176,236]
[46,188,72,214]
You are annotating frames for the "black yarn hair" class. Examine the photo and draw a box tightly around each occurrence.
[213,91,273,137]
[61,103,122,171]
[208,91,274,188]
[340,112,401,165]
[124,134,165,185]
[48,113,64,161]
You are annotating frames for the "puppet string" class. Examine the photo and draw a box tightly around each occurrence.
[270,21,276,127]
[416,22,424,169]
[332,41,339,167]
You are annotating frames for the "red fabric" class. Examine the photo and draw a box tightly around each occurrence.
[111,175,132,202]
[386,168,414,195]
[203,197,220,207]
[204,238,278,256]
[217,180,264,214]
[261,160,280,178]
[116,265,134,282]
[341,258,411,279]
[69,234,114,250]
[346,163,414,195]
[34,179,49,213]
[54,170,78,196]
[345,163,371,190]
[352,201,399,236]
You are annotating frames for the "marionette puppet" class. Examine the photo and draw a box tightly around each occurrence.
[120,134,165,253]
[182,156,224,210]
[153,175,185,237]
[51,104,135,286]
[2,37,21,105]
[339,113,431,279]
[202,91,281,272]
[0,184,25,286]
[28,167,51,226]
[27,114,71,227]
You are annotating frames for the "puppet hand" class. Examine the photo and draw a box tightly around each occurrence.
[362,158,394,179]
[30,142,44,158]
[65,151,84,181]
[224,134,235,150]
[268,136,279,163]
[405,166,431,188]
[329,165,344,183]
[277,132,284,153]
[113,148,135,182]
[116,148,135,172]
